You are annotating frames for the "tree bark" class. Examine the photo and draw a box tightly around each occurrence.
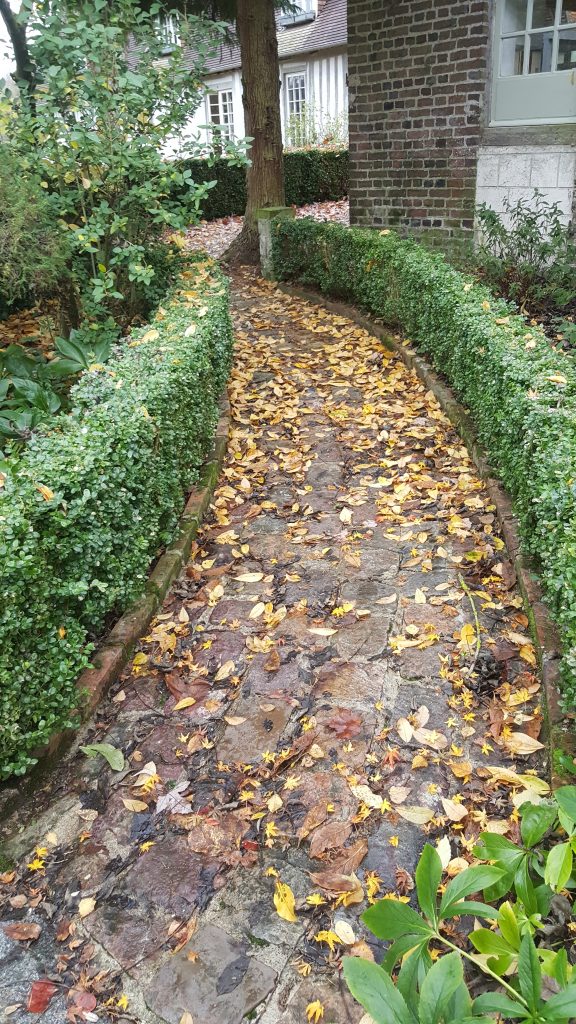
[224,0,284,264]
[0,0,36,100]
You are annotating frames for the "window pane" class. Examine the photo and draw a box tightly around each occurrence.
[208,94,220,124]
[503,0,528,32]
[560,0,576,23]
[556,26,576,66]
[501,35,526,74]
[531,0,556,27]
[286,73,306,115]
[220,91,234,138]
[527,30,554,70]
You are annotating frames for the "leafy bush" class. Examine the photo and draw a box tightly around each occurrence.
[475,191,576,312]
[179,148,349,221]
[3,0,242,326]
[344,789,576,1023]
[272,218,576,703]
[0,254,232,779]
[0,145,72,319]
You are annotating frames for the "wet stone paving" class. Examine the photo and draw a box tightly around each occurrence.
[0,266,545,1024]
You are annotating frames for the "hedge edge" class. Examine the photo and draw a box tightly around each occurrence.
[278,281,570,787]
[0,397,230,819]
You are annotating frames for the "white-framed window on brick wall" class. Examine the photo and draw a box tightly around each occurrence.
[493,0,576,123]
[207,89,235,141]
[284,70,307,146]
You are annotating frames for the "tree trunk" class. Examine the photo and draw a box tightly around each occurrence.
[224,0,284,264]
[0,0,36,101]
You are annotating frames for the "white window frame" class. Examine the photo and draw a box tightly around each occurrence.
[158,11,179,51]
[492,0,576,125]
[284,68,308,145]
[278,0,316,26]
[206,87,235,141]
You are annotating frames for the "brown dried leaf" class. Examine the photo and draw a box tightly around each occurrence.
[309,820,352,859]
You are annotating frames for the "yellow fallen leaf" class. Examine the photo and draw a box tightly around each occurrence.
[519,645,537,667]
[441,798,468,822]
[350,784,384,810]
[267,794,283,813]
[273,881,297,923]
[334,920,356,945]
[250,602,266,619]
[78,897,96,918]
[314,929,342,952]
[173,697,196,711]
[122,798,148,812]
[223,716,246,726]
[459,623,476,648]
[179,1013,194,1024]
[396,717,413,742]
[235,572,264,583]
[412,727,448,751]
[436,836,452,868]
[140,328,160,343]
[184,324,197,337]
[308,627,337,636]
[414,588,426,604]
[396,805,435,825]
[214,660,234,682]
[306,1001,325,1023]
[389,786,411,805]
[504,732,544,755]
[36,484,54,501]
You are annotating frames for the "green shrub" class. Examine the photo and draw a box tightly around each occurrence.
[178,148,349,221]
[475,191,576,312]
[0,145,72,318]
[0,253,232,779]
[272,218,576,703]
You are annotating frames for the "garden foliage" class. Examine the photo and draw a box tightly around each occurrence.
[1,0,245,326]
[475,192,576,313]
[344,788,576,1022]
[178,148,349,221]
[272,218,576,702]
[0,255,232,779]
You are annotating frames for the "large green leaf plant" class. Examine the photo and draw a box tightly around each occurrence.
[344,788,576,1024]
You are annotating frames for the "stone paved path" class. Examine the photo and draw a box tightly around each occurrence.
[0,268,545,1024]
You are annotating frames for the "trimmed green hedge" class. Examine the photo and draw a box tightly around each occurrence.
[180,148,348,221]
[272,218,576,702]
[0,254,232,779]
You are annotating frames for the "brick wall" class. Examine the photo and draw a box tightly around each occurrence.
[347,0,492,239]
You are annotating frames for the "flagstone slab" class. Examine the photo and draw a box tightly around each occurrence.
[144,923,277,1024]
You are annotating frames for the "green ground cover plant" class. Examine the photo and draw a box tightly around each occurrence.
[0,254,232,779]
[272,218,576,705]
[344,787,576,1023]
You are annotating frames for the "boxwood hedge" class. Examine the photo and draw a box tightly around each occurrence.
[179,147,348,221]
[273,218,576,702]
[0,254,232,779]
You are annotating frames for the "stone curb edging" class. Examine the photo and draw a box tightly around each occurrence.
[1,397,230,811]
[278,282,571,786]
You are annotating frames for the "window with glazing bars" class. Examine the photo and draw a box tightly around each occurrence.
[208,90,235,140]
[500,0,576,76]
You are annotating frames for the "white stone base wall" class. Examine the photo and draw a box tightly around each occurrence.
[475,145,576,226]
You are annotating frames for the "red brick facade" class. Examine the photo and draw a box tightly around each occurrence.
[347,0,492,239]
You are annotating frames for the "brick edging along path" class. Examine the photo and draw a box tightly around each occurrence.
[278,282,571,785]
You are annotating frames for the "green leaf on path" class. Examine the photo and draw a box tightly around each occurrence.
[80,743,125,771]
